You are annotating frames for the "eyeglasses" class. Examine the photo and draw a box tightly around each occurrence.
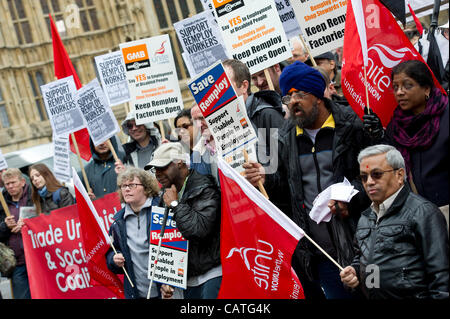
[359,169,399,183]
[392,82,416,93]
[281,91,310,105]
[175,123,193,132]
[126,122,143,130]
[149,163,171,174]
[120,183,143,190]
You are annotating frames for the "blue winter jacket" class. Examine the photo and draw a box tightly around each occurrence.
[105,196,161,299]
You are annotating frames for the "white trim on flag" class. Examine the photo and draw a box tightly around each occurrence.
[351,0,369,67]
[217,158,305,241]
[71,167,111,245]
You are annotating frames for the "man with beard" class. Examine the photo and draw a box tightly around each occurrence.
[243,61,370,299]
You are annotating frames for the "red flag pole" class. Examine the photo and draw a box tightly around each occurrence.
[70,133,92,194]
[363,65,371,113]
[109,235,135,288]
[243,149,269,199]
[302,231,344,271]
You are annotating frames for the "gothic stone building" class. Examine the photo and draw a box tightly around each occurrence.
[0,0,204,153]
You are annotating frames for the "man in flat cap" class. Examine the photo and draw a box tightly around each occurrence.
[306,51,342,96]
[145,142,222,299]
[244,61,370,299]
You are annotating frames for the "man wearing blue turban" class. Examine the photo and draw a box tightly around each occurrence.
[244,61,371,299]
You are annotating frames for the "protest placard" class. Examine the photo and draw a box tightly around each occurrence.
[21,193,123,299]
[174,10,229,77]
[201,0,214,12]
[290,0,347,56]
[19,206,37,219]
[0,148,7,170]
[41,76,85,137]
[212,0,292,74]
[188,62,258,173]
[95,51,130,106]
[275,0,302,39]
[120,34,184,125]
[74,78,120,146]
[148,206,188,290]
[53,134,71,183]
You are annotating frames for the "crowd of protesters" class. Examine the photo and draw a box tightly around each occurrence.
[1,22,449,300]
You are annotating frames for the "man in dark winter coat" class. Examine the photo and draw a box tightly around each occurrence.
[146,142,222,299]
[81,137,125,200]
[0,168,33,299]
[121,111,161,169]
[244,61,370,299]
[341,144,449,299]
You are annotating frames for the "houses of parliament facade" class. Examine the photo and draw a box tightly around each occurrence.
[0,0,204,153]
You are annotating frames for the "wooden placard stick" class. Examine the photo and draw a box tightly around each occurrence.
[299,34,317,67]
[263,68,275,91]
[0,191,11,217]
[243,149,269,199]
[70,133,92,194]
[106,139,119,162]
[159,120,166,140]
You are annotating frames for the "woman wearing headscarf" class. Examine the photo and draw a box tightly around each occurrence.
[363,60,448,209]
[29,163,75,215]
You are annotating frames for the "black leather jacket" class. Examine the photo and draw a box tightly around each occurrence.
[351,185,449,299]
[172,170,221,277]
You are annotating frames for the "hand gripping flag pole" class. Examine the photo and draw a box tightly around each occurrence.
[72,168,134,288]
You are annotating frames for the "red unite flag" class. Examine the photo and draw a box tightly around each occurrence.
[217,158,305,299]
[72,168,124,298]
[342,0,445,128]
[50,14,91,161]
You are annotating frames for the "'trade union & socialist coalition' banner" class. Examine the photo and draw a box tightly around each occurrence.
[22,193,122,299]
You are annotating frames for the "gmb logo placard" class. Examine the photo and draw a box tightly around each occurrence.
[214,0,245,17]
[122,44,151,71]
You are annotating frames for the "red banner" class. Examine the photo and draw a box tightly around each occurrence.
[21,193,123,299]
[217,158,305,299]
[342,0,444,128]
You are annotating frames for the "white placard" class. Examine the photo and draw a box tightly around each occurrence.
[74,78,120,146]
[212,0,292,74]
[0,148,7,170]
[19,206,37,219]
[120,34,184,125]
[41,76,85,136]
[148,206,188,290]
[174,10,229,77]
[188,62,258,174]
[275,0,303,39]
[290,0,347,56]
[95,51,130,106]
[53,134,71,183]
